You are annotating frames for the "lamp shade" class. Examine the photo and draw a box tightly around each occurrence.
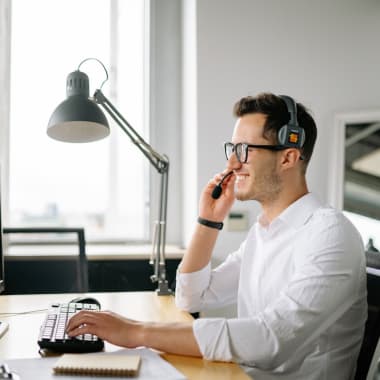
[47,70,110,143]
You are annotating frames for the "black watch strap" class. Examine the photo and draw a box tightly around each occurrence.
[197,216,223,230]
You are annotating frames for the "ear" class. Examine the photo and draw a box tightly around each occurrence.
[279,148,301,169]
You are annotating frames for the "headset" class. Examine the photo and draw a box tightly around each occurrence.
[211,95,305,199]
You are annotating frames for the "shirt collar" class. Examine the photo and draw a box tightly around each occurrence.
[257,193,323,231]
[278,193,323,229]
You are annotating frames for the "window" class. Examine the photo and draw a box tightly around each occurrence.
[344,122,380,250]
[9,0,149,241]
[331,112,380,251]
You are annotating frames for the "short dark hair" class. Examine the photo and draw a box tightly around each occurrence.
[233,93,317,172]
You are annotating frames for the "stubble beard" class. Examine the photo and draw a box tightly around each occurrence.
[235,167,283,203]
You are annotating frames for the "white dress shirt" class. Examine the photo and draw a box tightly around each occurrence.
[175,193,367,380]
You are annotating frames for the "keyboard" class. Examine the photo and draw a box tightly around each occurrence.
[38,302,104,353]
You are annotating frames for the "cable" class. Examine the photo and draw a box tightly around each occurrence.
[0,308,48,318]
[77,57,109,90]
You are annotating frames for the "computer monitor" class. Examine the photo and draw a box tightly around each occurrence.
[0,172,8,338]
[0,173,4,294]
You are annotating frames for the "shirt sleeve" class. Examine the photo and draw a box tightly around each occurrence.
[175,241,245,313]
[192,214,367,369]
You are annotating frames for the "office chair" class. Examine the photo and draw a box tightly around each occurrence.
[354,251,380,380]
[3,227,88,294]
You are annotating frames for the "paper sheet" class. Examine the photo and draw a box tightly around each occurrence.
[4,348,187,380]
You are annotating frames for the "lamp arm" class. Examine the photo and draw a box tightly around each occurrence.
[93,89,171,295]
[94,90,169,174]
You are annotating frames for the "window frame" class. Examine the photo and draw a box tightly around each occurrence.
[330,109,380,210]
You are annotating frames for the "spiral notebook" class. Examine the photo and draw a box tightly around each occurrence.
[53,353,141,377]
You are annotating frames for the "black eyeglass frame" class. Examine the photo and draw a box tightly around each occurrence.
[224,142,288,163]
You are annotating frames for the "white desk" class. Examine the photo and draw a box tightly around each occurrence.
[0,291,250,379]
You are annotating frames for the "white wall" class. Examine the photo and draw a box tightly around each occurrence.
[182,0,380,261]
[149,0,183,245]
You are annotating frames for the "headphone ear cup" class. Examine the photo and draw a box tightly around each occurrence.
[278,95,306,149]
[278,125,287,146]
[299,128,305,147]
[278,124,305,148]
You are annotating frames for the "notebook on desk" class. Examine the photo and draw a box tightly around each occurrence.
[4,348,187,380]
[53,353,141,377]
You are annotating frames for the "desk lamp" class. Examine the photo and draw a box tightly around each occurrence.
[47,58,171,295]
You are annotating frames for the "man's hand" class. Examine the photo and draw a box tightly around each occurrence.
[179,170,236,274]
[66,310,201,357]
[199,170,236,222]
[66,310,143,348]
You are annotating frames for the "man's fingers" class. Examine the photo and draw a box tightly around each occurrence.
[208,171,230,188]
[67,324,93,337]
[66,311,99,332]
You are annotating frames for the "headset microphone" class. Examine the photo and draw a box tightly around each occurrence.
[211,171,233,199]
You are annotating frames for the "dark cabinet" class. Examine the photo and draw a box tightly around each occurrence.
[4,258,180,295]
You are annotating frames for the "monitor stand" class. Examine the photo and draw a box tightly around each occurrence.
[0,320,8,339]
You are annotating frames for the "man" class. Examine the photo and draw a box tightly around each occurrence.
[67,93,367,379]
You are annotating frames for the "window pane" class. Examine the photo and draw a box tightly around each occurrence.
[9,0,147,240]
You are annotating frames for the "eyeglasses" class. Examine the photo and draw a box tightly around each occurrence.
[224,142,286,163]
